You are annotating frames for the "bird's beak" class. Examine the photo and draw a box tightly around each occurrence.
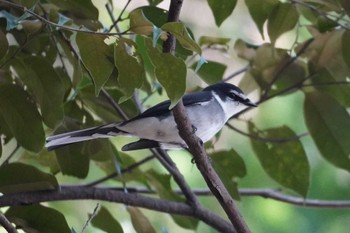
[244,99,257,107]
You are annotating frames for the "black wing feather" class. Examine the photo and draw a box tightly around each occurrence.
[123,91,213,123]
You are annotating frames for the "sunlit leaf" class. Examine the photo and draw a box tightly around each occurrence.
[198,36,230,47]
[146,39,186,108]
[210,150,247,199]
[234,39,257,61]
[114,38,145,102]
[129,9,154,35]
[91,206,123,233]
[127,207,156,233]
[297,30,348,79]
[76,33,114,96]
[267,2,298,44]
[207,0,237,27]
[249,124,310,197]
[0,163,58,194]
[245,0,279,39]
[161,22,201,54]
[0,84,45,152]
[304,91,350,172]
[5,204,70,233]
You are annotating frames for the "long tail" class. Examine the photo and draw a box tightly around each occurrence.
[45,123,122,151]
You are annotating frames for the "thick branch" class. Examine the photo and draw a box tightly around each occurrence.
[163,0,250,232]
[0,187,234,233]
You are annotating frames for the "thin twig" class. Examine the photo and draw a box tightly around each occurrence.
[84,155,156,187]
[0,212,17,233]
[262,38,314,99]
[95,186,350,208]
[226,123,309,143]
[0,0,131,36]
[108,0,132,32]
[222,65,250,82]
[81,203,100,233]
[290,0,350,30]
[105,3,120,33]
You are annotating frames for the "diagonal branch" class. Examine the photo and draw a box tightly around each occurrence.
[0,212,17,233]
[163,0,250,232]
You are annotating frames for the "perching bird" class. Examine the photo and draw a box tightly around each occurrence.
[46,83,256,151]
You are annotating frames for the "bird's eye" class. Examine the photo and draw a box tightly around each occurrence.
[234,101,240,106]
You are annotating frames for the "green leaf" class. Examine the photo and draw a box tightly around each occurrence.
[245,0,279,39]
[311,68,350,107]
[148,0,163,6]
[161,22,202,55]
[76,33,114,96]
[193,60,226,84]
[198,36,231,47]
[342,30,350,67]
[20,149,60,174]
[114,38,145,102]
[5,204,70,233]
[91,206,123,233]
[95,152,149,188]
[249,124,310,197]
[304,91,350,171]
[267,3,298,44]
[129,9,154,35]
[0,30,8,60]
[145,169,199,230]
[79,85,137,122]
[127,207,156,233]
[210,150,247,199]
[0,163,58,194]
[145,39,186,107]
[55,142,90,178]
[207,0,237,27]
[12,57,65,128]
[0,84,45,152]
[47,0,98,20]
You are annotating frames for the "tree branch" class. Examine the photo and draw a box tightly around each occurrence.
[0,0,131,36]
[163,0,250,232]
[104,187,350,208]
[0,187,234,233]
[0,212,17,233]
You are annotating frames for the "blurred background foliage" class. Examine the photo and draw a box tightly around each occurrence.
[0,0,350,232]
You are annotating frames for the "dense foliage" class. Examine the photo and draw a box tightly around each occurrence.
[0,0,349,232]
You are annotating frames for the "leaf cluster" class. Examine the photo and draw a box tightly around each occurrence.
[0,0,349,232]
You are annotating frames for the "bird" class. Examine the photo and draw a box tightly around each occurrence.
[45,82,256,151]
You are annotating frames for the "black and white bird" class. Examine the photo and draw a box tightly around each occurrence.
[46,83,256,151]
